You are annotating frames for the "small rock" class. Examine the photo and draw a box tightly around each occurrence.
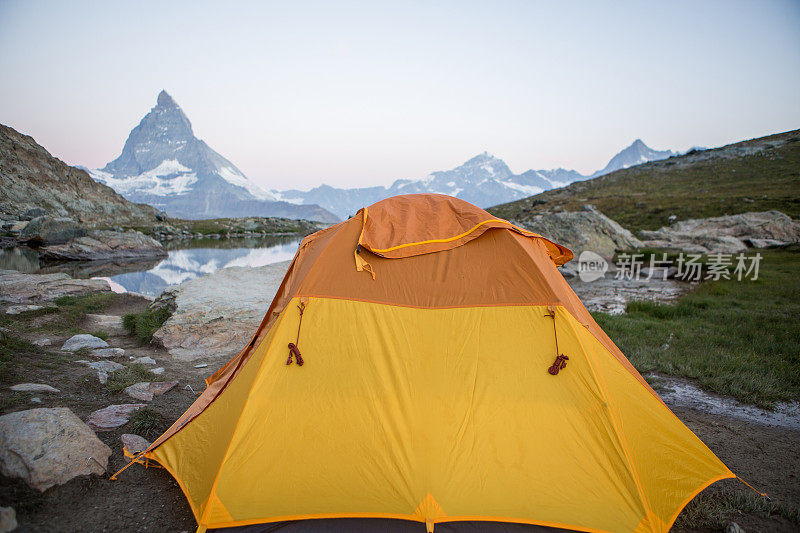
[61,334,109,352]
[32,338,52,347]
[0,407,111,491]
[120,434,151,462]
[123,381,178,402]
[725,522,743,533]
[194,363,209,368]
[87,404,146,431]
[151,367,165,375]
[10,383,60,393]
[76,360,125,373]
[30,397,41,404]
[132,356,156,365]
[97,371,108,384]
[5,304,51,315]
[89,347,125,358]
[0,506,17,532]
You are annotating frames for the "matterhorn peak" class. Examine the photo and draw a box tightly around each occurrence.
[156,90,178,108]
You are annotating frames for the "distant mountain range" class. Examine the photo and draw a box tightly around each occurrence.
[271,141,677,219]
[86,91,338,223]
[86,90,679,221]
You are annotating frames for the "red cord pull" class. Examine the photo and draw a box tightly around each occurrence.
[286,343,304,366]
[548,354,569,375]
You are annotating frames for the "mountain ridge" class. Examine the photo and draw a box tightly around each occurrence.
[273,140,677,218]
[488,129,800,232]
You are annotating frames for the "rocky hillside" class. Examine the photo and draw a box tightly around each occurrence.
[0,124,160,225]
[489,129,800,232]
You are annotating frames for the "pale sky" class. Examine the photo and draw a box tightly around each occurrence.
[1,0,799,190]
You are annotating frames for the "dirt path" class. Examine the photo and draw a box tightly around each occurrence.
[2,296,797,532]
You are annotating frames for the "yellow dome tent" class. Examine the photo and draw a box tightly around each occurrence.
[117,194,738,532]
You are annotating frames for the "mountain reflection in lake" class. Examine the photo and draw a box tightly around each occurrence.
[0,236,301,297]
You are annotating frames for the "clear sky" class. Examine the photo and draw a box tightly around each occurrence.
[1,0,799,190]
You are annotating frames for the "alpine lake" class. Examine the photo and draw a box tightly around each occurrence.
[0,235,301,298]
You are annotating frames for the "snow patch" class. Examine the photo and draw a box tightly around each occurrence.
[215,166,277,201]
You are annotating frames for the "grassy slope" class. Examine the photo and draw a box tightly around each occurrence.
[488,129,800,232]
[593,247,800,408]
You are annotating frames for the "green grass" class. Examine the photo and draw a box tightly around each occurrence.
[122,306,171,344]
[41,293,120,335]
[489,129,800,232]
[0,332,41,384]
[593,248,800,408]
[89,330,109,340]
[676,489,800,529]
[127,408,166,439]
[106,363,164,393]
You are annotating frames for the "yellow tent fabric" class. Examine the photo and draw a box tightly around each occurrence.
[131,194,734,532]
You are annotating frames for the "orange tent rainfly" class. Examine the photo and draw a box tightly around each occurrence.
[115,194,737,533]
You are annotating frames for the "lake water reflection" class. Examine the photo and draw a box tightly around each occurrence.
[0,236,301,297]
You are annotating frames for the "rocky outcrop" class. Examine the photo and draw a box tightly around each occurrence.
[18,216,87,245]
[39,229,166,261]
[152,261,288,360]
[0,408,112,491]
[639,211,800,253]
[0,124,159,225]
[508,204,642,259]
[0,270,110,304]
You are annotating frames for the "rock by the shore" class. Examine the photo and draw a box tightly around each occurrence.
[0,407,112,491]
[87,404,146,431]
[0,270,110,304]
[123,380,178,401]
[61,334,109,352]
[508,204,642,259]
[120,434,151,461]
[39,229,167,261]
[152,261,289,360]
[10,383,60,393]
[639,210,800,253]
[18,216,87,245]
[0,506,17,533]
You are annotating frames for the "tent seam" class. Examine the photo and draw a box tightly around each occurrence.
[196,304,293,528]
[561,308,659,533]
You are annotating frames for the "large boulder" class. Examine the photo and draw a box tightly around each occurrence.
[152,261,289,360]
[18,216,87,245]
[639,211,800,253]
[39,229,167,261]
[0,407,111,491]
[0,270,110,304]
[508,204,642,259]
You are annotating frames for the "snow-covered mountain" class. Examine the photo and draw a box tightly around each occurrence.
[591,139,676,177]
[274,141,672,219]
[87,91,338,223]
